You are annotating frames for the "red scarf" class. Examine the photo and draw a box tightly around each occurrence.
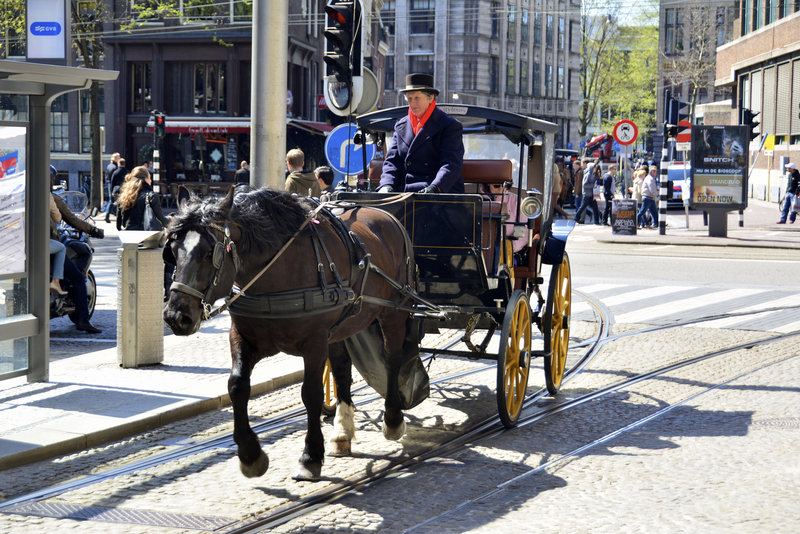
[409,101,436,136]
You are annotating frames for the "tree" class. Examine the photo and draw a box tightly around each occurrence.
[578,1,625,139]
[660,0,719,120]
[600,4,659,143]
[0,0,25,58]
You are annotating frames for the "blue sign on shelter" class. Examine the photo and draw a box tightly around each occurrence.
[324,123,376,176]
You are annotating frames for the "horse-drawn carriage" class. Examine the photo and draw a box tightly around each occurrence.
[162,104,573,481]
[331,104,574,427]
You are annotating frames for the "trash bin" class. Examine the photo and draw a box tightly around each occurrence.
[117,231,165,368]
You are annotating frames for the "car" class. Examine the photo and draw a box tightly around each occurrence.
[666,161,691,208]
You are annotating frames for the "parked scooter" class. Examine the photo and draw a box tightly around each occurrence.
[50,190,98,324]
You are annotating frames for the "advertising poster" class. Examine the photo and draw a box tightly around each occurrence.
[0,125,27,277]
[611,199,637,235]
[690,125,748,209]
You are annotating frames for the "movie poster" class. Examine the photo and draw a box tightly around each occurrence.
[0,125,27,277]
[689,125,748,209]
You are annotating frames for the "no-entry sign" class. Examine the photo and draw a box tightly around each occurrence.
[613,119,638,146]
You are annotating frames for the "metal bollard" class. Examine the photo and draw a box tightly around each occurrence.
[117,232,165,368]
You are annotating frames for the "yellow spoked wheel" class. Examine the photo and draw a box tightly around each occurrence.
[544,252,572,395]
[321,358,338,416]
[497,290,532,428]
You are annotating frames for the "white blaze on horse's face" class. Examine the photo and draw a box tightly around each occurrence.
[178,230,206,286]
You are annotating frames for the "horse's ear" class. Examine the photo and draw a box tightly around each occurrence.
[218,185,236,215]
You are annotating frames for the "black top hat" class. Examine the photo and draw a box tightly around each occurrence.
[399,73,439,96]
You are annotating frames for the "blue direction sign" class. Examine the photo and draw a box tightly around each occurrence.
[324,123,376,176]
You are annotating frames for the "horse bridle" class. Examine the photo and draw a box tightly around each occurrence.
[168,223,240,320]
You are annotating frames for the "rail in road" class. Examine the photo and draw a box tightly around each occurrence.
[2,293,798,532]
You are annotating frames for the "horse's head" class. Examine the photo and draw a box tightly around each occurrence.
[163,187,241,335]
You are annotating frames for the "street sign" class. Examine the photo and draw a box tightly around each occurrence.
[324,122,376,175]
[676,119,692,143]
[613,119,638,145]
[676,142,691,152]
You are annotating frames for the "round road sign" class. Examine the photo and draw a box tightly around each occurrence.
[613,119,638,146]
[324,123,376,176]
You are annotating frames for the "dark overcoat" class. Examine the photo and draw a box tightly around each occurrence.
[380,106,464,193]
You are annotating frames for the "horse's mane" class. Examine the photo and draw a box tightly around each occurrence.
[168,188,313,255]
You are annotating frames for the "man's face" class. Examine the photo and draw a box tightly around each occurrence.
[649,168,657,177]
[405,91,435,117]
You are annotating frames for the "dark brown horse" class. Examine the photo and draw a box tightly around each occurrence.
[162,187,416,480]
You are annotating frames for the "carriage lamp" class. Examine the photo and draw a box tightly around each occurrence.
[519,194,542,220]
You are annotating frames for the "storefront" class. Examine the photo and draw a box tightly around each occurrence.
[143,116,333,184]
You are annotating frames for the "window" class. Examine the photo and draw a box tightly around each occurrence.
[490,57,499,93]
[165,62,226,115]
[506,59,515,94]
[557,66,564,99]
[382,0,395,35]
[80,85,105,153]
[546,15,554,47]
[520,61,528,95]
[545,64,553,98]
[754,0,764,30]
[465,0,478,34]
[507,5,515,41]
[385,56,395,90]
[521,9,529,43]
[558,17,565,49]
[664,8,683,54]
[465,61,477,91]
[129,62,152,113]
[766,0,776,24]
[491,1,500,38]
[410,0,435,34]
[409,55,433,75]
[534,13,541,45]
[50,94,69,152]
[742,1,751,35]
[533,63,540,97]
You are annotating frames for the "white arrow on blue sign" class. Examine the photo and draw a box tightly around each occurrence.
[324,123,376,176]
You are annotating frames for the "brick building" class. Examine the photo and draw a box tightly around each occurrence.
[716,1,800,201]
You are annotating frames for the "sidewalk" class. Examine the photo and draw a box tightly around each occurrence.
[0,197,797,474]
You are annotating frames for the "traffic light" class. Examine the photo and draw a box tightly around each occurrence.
[323,0,362,83]
[154,113,166,138]
[740,107,760,141]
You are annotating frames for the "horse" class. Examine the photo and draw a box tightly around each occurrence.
[162,186,417,480]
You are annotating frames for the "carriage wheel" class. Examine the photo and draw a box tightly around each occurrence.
[544,252,572,395]
[496,290,531,428]
[321,358,338,416]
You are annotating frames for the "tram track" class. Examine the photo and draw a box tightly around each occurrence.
[2,293,796,532]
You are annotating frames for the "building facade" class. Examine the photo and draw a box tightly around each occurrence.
[716,1,800,201]
[379,0,582,149]
[657,0,737,126]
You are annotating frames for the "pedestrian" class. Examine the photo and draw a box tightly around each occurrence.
[637,165,659,229]
[777,162,799,224]
[573,160,601,225]
[284,148,321,197]
[103,152,120,223]
[50,191,105,334]
[631,167,646,204]
[107,157,128,222]
[234,160,250,184]
[315,165,335,194]
[49,194,67,296]
[571,159,583,211]
[116,165,168,231]
[601,164,617,225]
[378,73,464,194]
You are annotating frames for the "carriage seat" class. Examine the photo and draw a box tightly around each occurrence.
[368,158,513,188]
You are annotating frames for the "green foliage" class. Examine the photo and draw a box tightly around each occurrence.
[0,0,25,58]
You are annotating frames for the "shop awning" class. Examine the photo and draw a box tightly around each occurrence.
[145,116,333,135]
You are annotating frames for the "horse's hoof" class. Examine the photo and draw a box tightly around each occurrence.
[292,462,322,481]
[329,439,351,457]
[239,450,269,478]
[382,419,406,441]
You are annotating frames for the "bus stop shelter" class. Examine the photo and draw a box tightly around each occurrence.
[0,60,118,382]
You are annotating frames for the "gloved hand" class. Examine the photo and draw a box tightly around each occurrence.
[419,184,441,194]
[377,184,394,193]
[89,226,104,239]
